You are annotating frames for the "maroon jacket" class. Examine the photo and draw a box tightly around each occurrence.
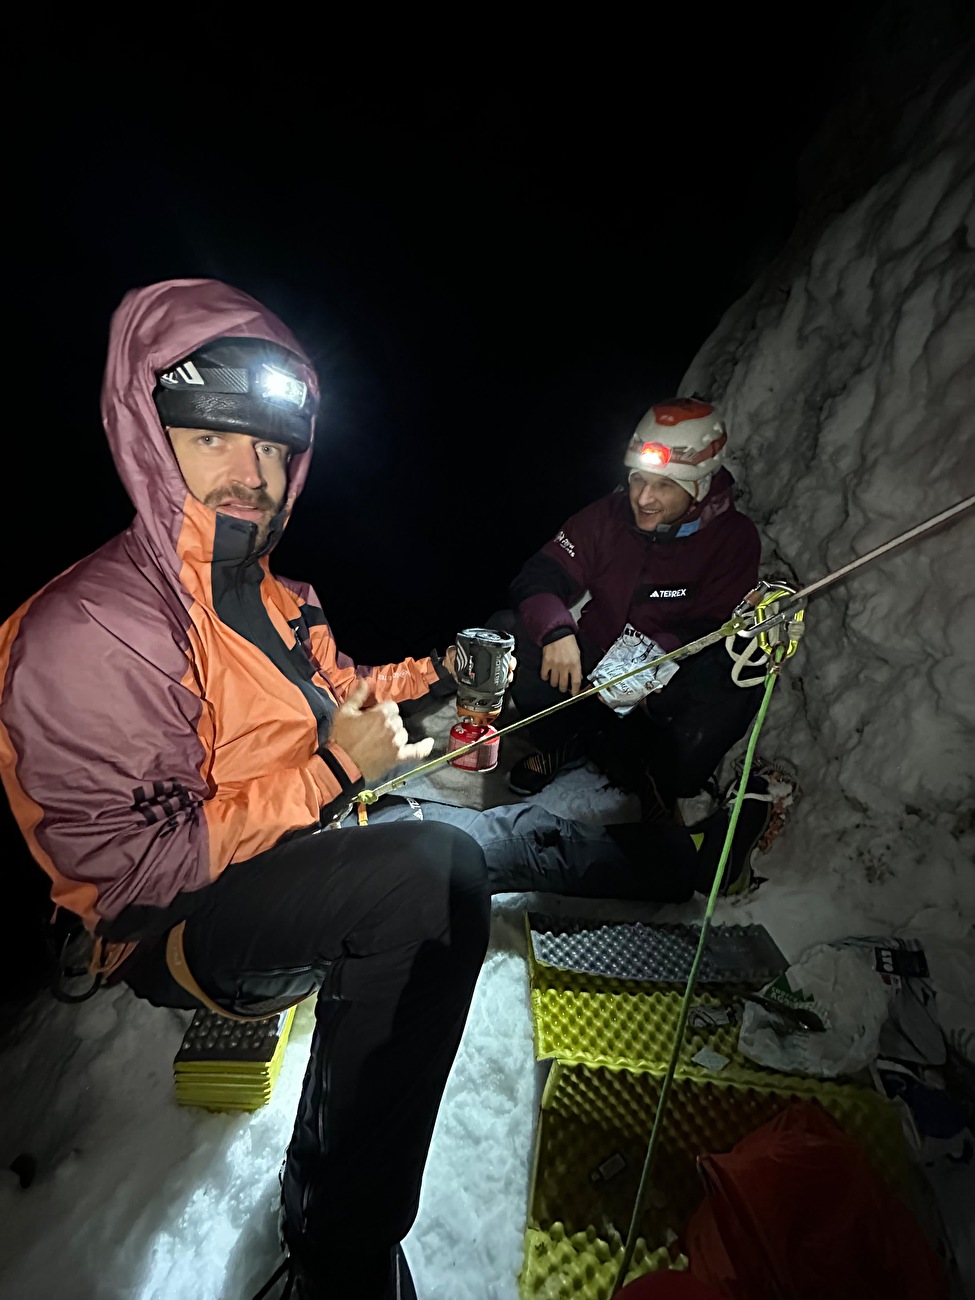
[510,470,760,654]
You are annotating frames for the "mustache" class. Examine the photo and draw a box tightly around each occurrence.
[203,486,279,513]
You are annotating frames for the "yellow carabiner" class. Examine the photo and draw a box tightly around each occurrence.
[753,586,805,659]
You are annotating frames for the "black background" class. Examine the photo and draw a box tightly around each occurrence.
[9,20,877,658]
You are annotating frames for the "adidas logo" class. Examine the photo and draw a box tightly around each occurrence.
[647,588,687,598]
[159,361,205,386]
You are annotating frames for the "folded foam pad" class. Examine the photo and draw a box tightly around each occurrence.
[528,915,787,986]
[174,1006,297,1112]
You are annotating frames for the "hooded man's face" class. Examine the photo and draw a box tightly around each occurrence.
[167,427,289,549]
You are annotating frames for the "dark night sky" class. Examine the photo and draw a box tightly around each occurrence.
[9,21,881,666]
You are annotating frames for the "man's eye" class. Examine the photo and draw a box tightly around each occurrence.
[259,444,282,458]
[197,434,219,447]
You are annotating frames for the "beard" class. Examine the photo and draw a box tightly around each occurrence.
[203,485,283,550]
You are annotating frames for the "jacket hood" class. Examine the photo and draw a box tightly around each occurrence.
[101,278,319,578]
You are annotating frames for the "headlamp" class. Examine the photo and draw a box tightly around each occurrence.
[154,338,316,451]
[259,364,307,408]
[640,441,671,466]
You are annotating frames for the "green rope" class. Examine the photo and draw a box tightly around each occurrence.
[611,663,781,1294]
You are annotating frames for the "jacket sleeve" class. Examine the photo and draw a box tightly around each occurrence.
[508,506,597,646]
[325,649,444,706]
[0,608,356,938]
[296,585,444,706]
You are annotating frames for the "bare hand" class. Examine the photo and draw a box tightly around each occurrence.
[541,635,583,695]
[444,646,517,687]
[330,679,435,783]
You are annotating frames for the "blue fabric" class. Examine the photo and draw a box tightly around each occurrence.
[350,796,698,903]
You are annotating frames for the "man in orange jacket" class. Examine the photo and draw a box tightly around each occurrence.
[0,280,773,1299]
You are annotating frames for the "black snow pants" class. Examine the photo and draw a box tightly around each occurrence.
[120,800,700,1296]
[122,819,490,1298]
[493,610,762,805]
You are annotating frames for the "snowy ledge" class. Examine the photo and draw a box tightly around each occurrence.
[0,695,971,1297]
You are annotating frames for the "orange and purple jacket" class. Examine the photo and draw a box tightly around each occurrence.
[0,280,442,973]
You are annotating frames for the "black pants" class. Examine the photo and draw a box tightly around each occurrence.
[123,820,489,1298]
[495,611,762,804]
[121,800,700,1295]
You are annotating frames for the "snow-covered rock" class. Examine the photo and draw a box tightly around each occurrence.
[681,62,975,934]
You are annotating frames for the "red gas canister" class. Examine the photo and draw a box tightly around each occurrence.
[447,721,500,772]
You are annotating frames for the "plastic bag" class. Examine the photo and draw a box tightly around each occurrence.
[738,942,892,1078]
[686,1101,949,1300]
[589,623,679,714]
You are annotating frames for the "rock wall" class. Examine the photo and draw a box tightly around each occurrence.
[681,54,974,913]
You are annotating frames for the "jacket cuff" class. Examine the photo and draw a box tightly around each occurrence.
[427,649,457,698]
[314,747,365,826]
[541,626,577,647]
[518,593,579,646]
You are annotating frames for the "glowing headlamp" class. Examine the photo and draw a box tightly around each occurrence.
[639,441,671,466]
[259,364,307,408]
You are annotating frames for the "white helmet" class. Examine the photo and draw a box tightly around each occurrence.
[624,397,727,502]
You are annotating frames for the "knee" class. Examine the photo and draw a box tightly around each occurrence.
[399,823,491,949]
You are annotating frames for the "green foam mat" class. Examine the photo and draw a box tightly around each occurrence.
[520,1223,683,1299]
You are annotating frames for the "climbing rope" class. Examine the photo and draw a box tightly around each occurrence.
[611,654,784,1294]
[742,496,973,640]
[332,498,975,1294]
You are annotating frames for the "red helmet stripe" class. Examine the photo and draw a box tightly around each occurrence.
[653,397,715,425]
[688,430,727,464]
[667,430,727,466]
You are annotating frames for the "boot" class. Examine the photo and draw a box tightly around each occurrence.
[691,773,774,897]
[258,1246,416,1300]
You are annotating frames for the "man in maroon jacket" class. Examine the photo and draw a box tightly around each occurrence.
[502,397,762,811]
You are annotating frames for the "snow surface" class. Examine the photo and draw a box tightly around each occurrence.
[2,62,973,1300]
